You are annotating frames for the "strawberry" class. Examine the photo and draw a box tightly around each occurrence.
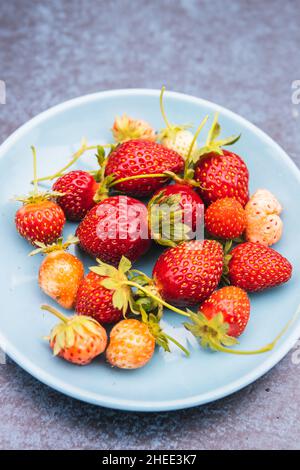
[148,183,204,246]
[159,112,248,207]
[52,170,99,221]
[199,286,250,338]
[75,272,124,324]
[112,114,156,143]
[184,286,250,351]
[245,189,283,246]
[104,139,184,197]
[205,197,246,239]
[194,149,249,206]
[30,236,84,309]
[42,304,107,365]
[228,242,292,292]
[15,146,65,245]
[106,319,155,369]
[176,112,248,207]
[152,240,223,306]
[76,195,151,266]
[75,257,135,324]
[158,87,198,161]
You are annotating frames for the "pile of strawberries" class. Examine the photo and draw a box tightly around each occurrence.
[14,88,293,370]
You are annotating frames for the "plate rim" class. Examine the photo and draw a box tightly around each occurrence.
[1,88,300,412]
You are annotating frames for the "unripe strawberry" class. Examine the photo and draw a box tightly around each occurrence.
[106,319,155,369]
[30,236,84,309]
[112,114,156,143]
[245,189,283,246]
[42,305,107,365]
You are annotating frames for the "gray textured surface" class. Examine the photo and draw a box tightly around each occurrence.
[0,0,300,450]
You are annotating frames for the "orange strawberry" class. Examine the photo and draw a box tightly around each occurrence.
[42,304,107,365]
[106,319,155,369]
[205,197,246,239]
[30,236,84,309]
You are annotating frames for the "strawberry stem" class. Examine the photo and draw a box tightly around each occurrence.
[209,339,273,355]
[164,333,190,357]
[35,142,112,183]
[31,145,38,194]
[206,303,300,355]
[159,86,172,129]
[183,115,209,179]
[41,304,68,323]
[126,281,190,317]
[110,173,168,187]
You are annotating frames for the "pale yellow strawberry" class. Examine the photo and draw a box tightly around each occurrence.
[106,319,155,369]
[112,114,156,143]
[245,189,283,246]
[161,129,197,160]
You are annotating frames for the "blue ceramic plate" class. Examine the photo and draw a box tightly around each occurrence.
[1,89,300,412]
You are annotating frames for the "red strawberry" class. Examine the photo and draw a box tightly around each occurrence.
[200,286,250,337]
[152,240,223,306]
[194,149,249,206]
[42,305,107,365]
[15,146,65,245]
[75,272,123,324]
[228,242,292,291]
[52,170,99,221]
[76,195,151,266]
[15,200,65,245]
[75,257,135,324]
[148,183,204,246]
[184,286,250,351]
[205,197,246,239]
[104,139,184,197]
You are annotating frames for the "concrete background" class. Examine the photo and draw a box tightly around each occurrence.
[0,0,300,450]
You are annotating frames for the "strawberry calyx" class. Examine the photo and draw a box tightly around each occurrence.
[15,146,65,205]
[89,256,138,315]
[184,311,238,351]
[29,235,79,256]
[93,175,116,202]
[148,191,191,247]
[191,113,241,166]
[140,307,190,357]
[41,304,102,356]
[112,114,157,143]
[129,269,164,318]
